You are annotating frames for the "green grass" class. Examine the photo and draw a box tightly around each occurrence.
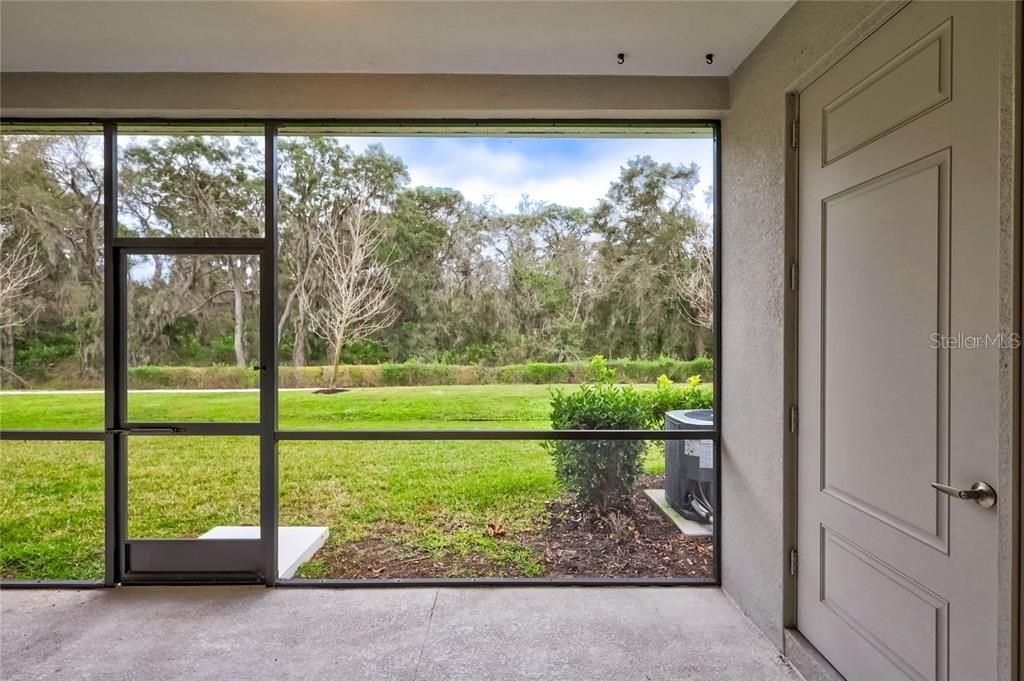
[0,384,685,580]
[0,384,564,430]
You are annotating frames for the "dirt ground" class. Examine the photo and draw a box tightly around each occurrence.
[307,475,714,580]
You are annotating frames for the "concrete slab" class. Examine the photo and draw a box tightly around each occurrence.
[644,488,714,537]
[0,587,799,681]
[416,588,798,681]
[199,526,328,578]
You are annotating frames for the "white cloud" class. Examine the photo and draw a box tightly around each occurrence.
[343,136,714,220]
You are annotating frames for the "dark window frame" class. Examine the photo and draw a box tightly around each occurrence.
[0,118,722,588]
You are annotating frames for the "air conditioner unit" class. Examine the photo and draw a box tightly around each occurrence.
[664,409,714,524]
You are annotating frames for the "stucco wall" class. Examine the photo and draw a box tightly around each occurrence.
[719,0,903,650]
[0,72,727,119]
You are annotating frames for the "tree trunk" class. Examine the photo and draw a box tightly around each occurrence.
[229,262,247,367]
[694,333,705,357]
[292,308,307,367]
[1,327,14,376]
[327,337,343,389]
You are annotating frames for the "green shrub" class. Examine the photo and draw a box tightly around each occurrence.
[520,362,570,384]
[609,356,714,383]
[128,365,258,390]
[13,329,79,378]
[645,374,713,427]
[19,356,714,390]
[379,361,457,386]
[340,340,389,365]
[544,357,652,511]
[128,365,175,388]
[587,355,616,384]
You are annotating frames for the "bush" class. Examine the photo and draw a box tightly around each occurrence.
[645,374,713,427]
[338,340,389,364]
[13,328,80,378]
[379,361,456,386]
[14,356,714,390]
[128,365,259,390]
[544,357,652,511]
[608,355,714,383]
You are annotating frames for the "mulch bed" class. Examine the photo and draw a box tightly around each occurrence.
[522,475,713,578]
[306,475,713,579]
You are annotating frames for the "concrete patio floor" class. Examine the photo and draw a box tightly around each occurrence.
[1,587,800,681]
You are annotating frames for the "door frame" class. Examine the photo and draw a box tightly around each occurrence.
[103,124,279,586]
[781,2,1022,678]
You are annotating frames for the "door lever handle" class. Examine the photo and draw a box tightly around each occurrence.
[106,427,184,435]
[930,481,997,509]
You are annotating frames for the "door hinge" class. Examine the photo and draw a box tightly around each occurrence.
[790,262,798,291]
[789,405,798,433]
[791,120,800,148]
[789,548,799,576]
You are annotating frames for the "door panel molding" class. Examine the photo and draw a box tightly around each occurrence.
[822,18,952,166]
[818,149,951,553]
[819,526,949,681]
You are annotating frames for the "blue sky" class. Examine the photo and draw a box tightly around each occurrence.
[343,136,715,220]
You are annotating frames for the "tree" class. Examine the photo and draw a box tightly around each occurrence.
[485,201,593,362]
[675,224,713,355]
[0,228,44,385]
[307,201,397,388]
[278,140,408,366]
[277,138,351,366]
[3,133,717,380]
[0,134,104,376]
[379,186,465,361]
[590,156,705,359]
[0,229,44,330]
[120,135,263,367]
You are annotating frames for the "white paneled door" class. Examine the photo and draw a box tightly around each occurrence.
[797,3,1004,680]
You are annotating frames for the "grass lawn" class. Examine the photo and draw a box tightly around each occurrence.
[0,384,676,580]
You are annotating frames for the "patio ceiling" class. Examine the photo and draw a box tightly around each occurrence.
[0,1,792,77]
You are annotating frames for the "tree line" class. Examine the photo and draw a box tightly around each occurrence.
[0,134,712,385]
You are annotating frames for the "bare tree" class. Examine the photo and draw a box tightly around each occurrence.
[675,228,713,355]
[0,230,44,332]
[0,229,44,386]
[307,202,397,389]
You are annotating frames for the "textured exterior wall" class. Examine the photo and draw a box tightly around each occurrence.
[994,5,1021,679]
[0,72,727,119]
[720,0,900,650]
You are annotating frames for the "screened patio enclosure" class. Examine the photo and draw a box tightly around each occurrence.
[0,121,720,586]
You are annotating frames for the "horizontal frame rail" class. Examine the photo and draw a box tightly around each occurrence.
[0,430,106,441]
[1,428,717,441]
[2,576,716,588]
[276,429,719,441]
[0,117,720,131]
[112,238,268,253]
[278,576,716,588]
[119,423,262,436]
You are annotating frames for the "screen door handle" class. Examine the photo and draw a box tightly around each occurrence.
[930,481,997,509]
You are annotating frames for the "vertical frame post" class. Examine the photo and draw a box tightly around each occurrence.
[260,123,279,584]
[102,122,125,585]
[712,120,723,585]
[782,92,801,625]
